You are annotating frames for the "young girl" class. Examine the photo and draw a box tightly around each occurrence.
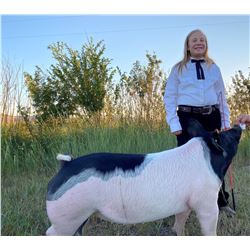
[164,29,234,214]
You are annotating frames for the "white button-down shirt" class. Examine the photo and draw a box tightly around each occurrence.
[164,60,230,132]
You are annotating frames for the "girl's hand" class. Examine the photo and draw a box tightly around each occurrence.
[173,130,182,136]
[236,114,250,126]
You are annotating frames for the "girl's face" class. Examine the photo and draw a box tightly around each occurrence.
[187,31,207,59]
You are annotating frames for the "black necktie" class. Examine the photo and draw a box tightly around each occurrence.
[191,59,205,80]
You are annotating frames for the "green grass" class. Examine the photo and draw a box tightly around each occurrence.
[1,122,250,236]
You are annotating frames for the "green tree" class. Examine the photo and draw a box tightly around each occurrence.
[110,53,166,123]
[125,52,167,121]
[228,70,250,121]
[24,38,115,121]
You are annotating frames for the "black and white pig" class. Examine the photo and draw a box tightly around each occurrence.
[46,119,242,236]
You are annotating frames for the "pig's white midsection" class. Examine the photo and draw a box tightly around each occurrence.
[47,141,220,225]
[96,156,203,223]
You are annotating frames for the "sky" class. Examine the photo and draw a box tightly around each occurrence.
[1,15,250,89]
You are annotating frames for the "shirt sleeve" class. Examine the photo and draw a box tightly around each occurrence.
[164,66,182,133]
[215,67,231,129]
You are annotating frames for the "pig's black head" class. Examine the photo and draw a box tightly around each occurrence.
[215,125,242,157]
[187,119,242,181]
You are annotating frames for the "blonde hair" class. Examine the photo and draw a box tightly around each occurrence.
[175,29,214,74]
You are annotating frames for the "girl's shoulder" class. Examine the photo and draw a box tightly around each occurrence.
[204,57,219,69]
[168,62,180,75]
[171,61,185,74]
[207,62,221,73]
[172,61,181,70]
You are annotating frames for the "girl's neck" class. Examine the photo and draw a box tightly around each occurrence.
[190,56,205,60]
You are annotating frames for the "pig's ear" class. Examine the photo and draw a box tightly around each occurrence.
[210,131,224,153]
[208,131,227,156]
[187,118,208,138]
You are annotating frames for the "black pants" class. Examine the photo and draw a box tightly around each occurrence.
[176,108,229,208]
